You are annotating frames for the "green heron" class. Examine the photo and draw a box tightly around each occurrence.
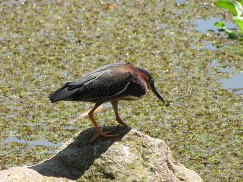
[49,62,167,140]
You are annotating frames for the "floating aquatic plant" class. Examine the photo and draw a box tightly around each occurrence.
[215,0,243,39]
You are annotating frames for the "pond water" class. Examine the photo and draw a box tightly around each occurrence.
[176,0,188,4]
[3,135,62,147]
[194,17,237,34]
[210,60,243,95]
[220,72,243,94]
[203,41,219,50]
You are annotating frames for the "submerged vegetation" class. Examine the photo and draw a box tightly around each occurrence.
[0,0,242,181]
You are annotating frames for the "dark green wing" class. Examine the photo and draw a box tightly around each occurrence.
[49,63,132,103]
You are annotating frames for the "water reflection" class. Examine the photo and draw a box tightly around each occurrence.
[194,18,237,34]
[203,41,219,50]
[3,136,62,147]
[176,0,188,4]
[220,72,243,89]
[210,60,243,95]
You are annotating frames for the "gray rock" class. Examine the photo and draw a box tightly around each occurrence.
[0,127,203,182]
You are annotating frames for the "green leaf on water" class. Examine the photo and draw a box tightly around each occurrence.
[225,29,240,39]
[214,21,226,29]
[215,0,243,16]
[238,0,243,6]
[232,16,243,33]
[215,44,224,48]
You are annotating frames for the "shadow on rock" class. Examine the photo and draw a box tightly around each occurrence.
[29,126,131,180]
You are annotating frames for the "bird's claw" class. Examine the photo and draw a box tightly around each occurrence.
[90,126,119,142]
[90,132,118,143]
[101,125,118,134]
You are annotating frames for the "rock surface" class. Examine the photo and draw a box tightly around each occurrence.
[0,127,203,182]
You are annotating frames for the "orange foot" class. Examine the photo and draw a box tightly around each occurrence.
[90,126,118,142]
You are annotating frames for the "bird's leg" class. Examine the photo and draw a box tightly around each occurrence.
[111,100,128,127]
[88,103,117,142]
[76,105,108,120]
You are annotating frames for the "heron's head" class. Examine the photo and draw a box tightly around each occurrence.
[136,67,168,106]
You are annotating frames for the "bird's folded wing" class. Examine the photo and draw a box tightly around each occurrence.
[68,70,132,102]
[49,62,133,102]
[67,62,128,89]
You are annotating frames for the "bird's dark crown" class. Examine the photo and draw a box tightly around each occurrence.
[136,67,154,82]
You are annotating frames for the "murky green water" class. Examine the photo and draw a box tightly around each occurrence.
[0,0,242,181]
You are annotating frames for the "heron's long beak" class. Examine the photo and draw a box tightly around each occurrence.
[149,82,167,105]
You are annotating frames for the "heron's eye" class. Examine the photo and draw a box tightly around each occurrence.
[149,78,154,84]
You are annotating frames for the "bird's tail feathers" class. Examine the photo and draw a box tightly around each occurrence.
[49,82,79,103]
